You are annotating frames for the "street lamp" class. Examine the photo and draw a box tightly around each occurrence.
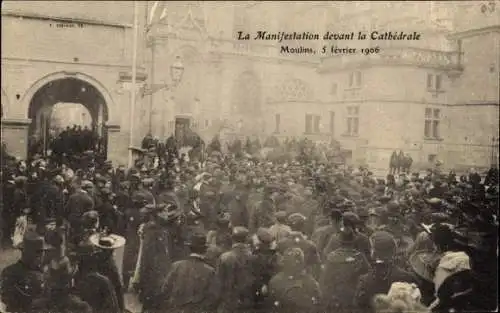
[170,56,184,87]
[141,56,184,97]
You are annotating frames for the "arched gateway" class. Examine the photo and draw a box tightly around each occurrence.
[23,72,113,160]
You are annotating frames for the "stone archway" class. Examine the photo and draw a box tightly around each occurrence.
[25,76,110,159]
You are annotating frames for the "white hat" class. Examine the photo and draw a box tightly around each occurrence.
[89,234,126,250]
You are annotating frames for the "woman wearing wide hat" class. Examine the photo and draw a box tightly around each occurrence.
[409,221,479,306]
[428,251,482,312]
[75,233,126,313]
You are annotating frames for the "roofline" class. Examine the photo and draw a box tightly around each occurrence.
[447,25,500,40]
[1,10,133,29]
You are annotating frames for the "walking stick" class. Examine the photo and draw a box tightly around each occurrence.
[128,223,145,292]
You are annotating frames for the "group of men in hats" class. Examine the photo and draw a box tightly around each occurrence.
[1,133,499,313]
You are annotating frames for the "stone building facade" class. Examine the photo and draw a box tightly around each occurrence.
[1,1,498,171]
[1,1,148,165]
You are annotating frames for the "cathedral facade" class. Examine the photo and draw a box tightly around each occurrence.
[1,1,498,171]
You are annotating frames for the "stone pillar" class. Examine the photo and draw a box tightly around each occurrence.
[1,118,31,159]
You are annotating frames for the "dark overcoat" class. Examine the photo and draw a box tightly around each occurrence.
[75,272,121,313]
[153,254,218,313]
[227,189,250,228]
[138,221,173,309]
[0,261,46,313]
[277,233,321,278]
[268,271,322,313]
[249,198,275,233]
[354,264,419,312]
[323,231,371,262]
[30,294,92,313]
[214,243,256,313]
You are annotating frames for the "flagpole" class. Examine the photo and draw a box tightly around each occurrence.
[128,0,139,168]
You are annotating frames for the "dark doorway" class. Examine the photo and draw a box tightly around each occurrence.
[175,117,190,146]
[27,78,109,162]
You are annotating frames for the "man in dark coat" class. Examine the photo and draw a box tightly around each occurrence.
[354,231,418,312]
[122,174,155,288]
[268,247,322,313]
[429,180,448,199]
[320,225,371,313]
[226,176,250,228]
[75,233,125,313]
[323,211,371,262]
[249,184,279,233]
[96,188,121,233]
[206,213,233,265]
[1,232,51,313]
[153,232,218,313]
[269,211,292,243]
[66,180,95,244]
[30,258,92,313]
[214,226,255,313]
[311,208,342,259]
[29,170,54,233]
[276,213,321,279]
[137,204,181,312]
[251,228,280,313]
[75,252,121,313]
[43,175,66,228]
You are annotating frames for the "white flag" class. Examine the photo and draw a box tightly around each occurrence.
[147,1,167,29]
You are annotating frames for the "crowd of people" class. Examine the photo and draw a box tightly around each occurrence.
[0,133,498,313]
[28,125,105,166]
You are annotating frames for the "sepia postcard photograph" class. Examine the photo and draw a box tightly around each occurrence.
[0,1,498,313]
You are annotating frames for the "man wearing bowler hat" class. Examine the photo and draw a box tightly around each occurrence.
[153,232,218,313]
[1,231,52,313]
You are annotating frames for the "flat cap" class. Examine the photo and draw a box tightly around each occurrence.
[142,178,155,186]
[274,211,288,221]
[370,230,397,260]
[81,180,94,189]
[386,201,400,213]
[95,174,107,183]
[100,188,112,196]
[426,197,442,205]
[342,211,360,226]
[375,205,391,216]
[232,226,249,238]
[378,195,392,204]
[430,212,450,224]
[356,207,369,218]
[264,183,282,193]
[287,213,307,225]
[256,227,274,244]
[53,175,65,184]
[81,210,99,228]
